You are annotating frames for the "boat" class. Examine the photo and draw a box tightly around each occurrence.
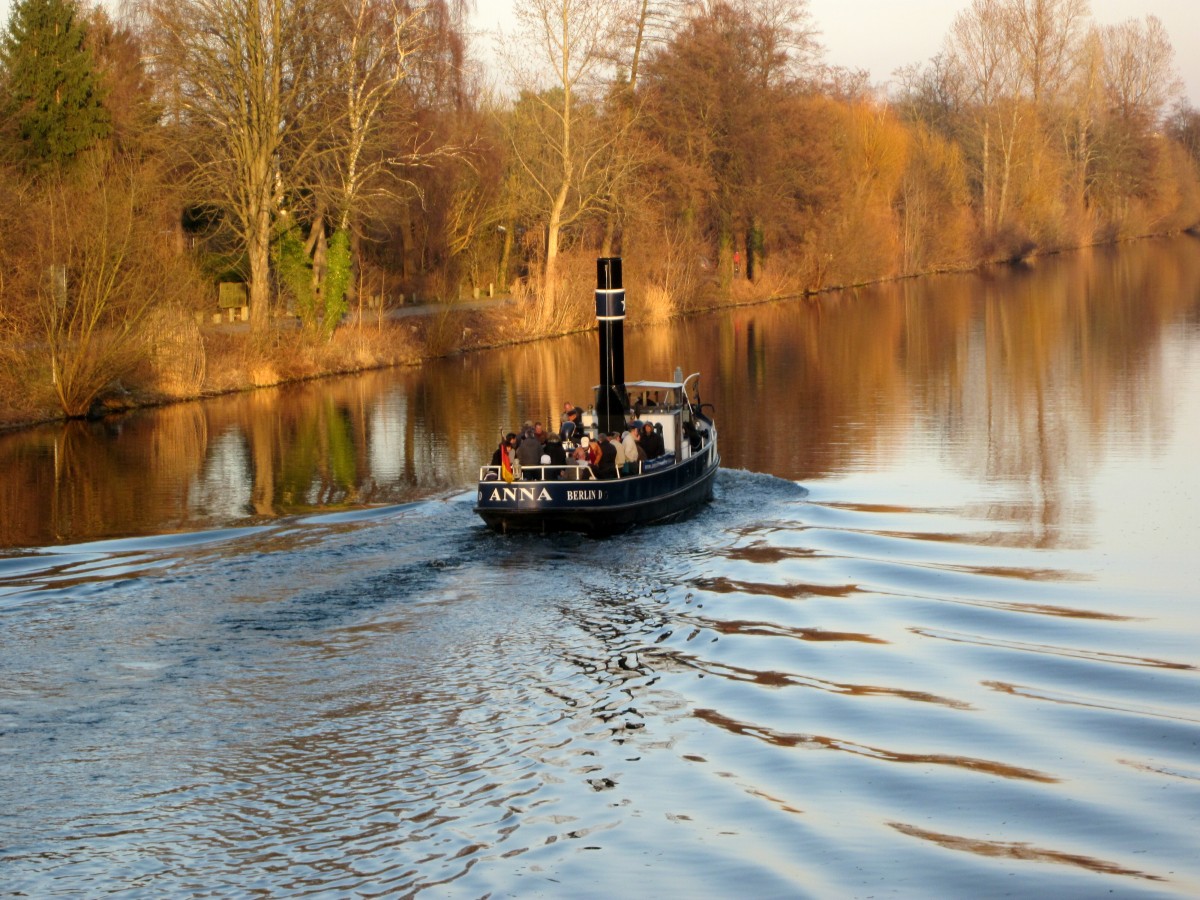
[474,257,719,535]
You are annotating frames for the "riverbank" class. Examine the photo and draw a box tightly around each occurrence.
[0,290,576,433]
[2,232,1195,434]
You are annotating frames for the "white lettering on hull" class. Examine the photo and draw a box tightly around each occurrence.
[485,486,553,502]
[481,486,607,504]
[567,490,603,501]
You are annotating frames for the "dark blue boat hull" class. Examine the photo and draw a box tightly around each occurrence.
[475,444,719,535]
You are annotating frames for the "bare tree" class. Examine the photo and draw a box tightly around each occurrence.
[945,0,1023,230]
[593,0,665,256]
[1007,0,1088,107]
[34,161,170,416]
[288,0,432,336]
[320,0,424,235]
[146,0,319,331]
[679,0,819,82]
[892,53,964,136]
[1166,100,1200,168]
[505,0,625,309]
[1061,25,1105,207]
[1099,15,1182,127]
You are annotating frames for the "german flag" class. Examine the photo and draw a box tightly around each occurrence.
[501,443,515,483]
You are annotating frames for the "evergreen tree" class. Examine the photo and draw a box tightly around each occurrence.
[0,0,110,168]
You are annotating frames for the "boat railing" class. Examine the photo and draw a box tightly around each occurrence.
[480,463,601,482]
[479,459,663,482]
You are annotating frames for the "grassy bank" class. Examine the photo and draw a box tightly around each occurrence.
[0,231,1190,433]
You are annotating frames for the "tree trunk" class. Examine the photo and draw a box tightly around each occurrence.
[346,229,360,309]
[248,203,272,332]
[498,220,514,289]
[996,105,1021,228]
[545,179,569,309]
[398,201,412,281]
[982,118,992,231]
[747,220,763,281]
[309,212,328,309]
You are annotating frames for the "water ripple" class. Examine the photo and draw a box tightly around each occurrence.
[3,476,1199,896]
[692,707,1058,782]
[913,627,1197,670]
[889,821,1167,882]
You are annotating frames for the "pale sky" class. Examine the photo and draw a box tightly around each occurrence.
[472,0,1200,106]
[0,0,1193,105]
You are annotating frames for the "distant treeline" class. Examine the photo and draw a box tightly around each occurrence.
[1,0,1199,421]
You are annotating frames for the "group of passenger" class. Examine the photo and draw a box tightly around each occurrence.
[488,402,668,482]
[491,420,569,470]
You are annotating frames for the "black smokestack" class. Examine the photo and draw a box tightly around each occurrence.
[595,257,628,435]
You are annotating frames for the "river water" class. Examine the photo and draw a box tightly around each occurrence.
[2,238,1199,897]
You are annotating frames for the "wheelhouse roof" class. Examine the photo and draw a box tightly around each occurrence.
[624,380,684,390]
[588,381,686,393]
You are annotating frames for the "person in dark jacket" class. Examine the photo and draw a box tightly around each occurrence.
[545,435,567,466]
[595,433,619,479]
[516,429,543,469]
[491,433,517,466]
[641,422,665,459]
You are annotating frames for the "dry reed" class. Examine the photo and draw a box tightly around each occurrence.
[144,305,207,398]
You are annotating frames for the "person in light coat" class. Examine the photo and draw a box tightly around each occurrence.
[611,431,627,475]
[621,426,640,475]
